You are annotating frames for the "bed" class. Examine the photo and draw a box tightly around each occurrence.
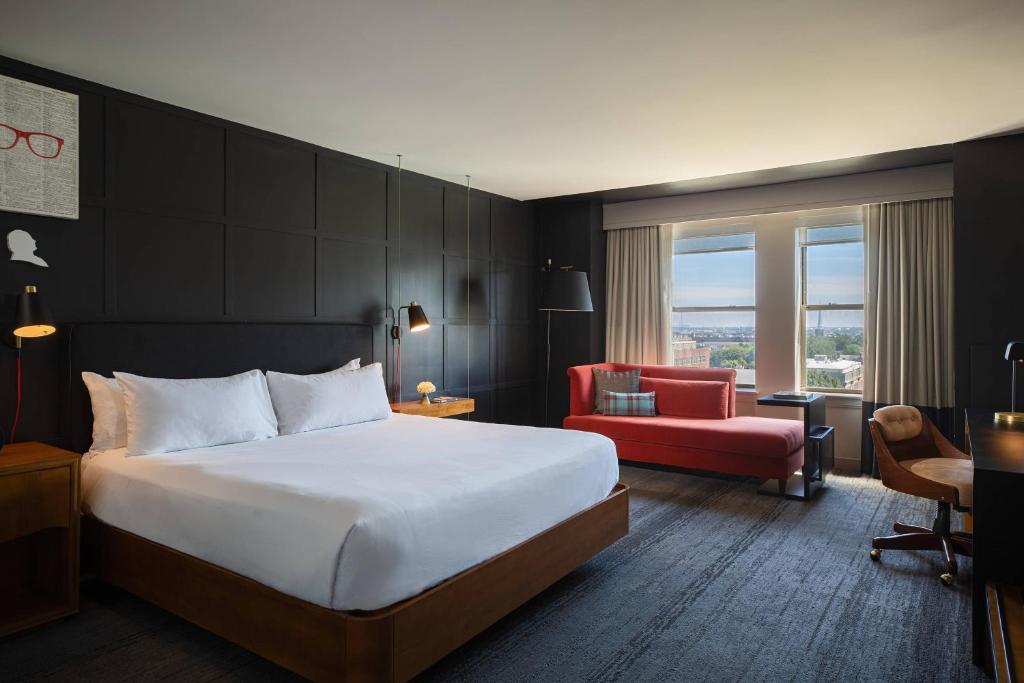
[67,322,629,682]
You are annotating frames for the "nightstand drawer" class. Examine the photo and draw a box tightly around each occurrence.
[0,466,71,543]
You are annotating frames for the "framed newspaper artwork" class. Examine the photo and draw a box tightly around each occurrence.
[0,74,79,220]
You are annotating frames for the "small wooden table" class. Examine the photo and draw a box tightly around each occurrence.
[0,442,81,637]
[391,397,475,418]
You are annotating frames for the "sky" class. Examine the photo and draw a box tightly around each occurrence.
[672,241,863,329]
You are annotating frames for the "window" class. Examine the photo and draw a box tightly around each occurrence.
[800,224,864,392]
[672,232,756,387]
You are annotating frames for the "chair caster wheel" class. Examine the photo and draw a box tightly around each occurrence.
[869,549,881,561]
[940,573,954,586]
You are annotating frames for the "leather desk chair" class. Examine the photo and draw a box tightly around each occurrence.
[867,405,973,585]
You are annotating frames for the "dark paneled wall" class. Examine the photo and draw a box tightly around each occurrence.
[0,56,537,444]
[953,132,1024,413]
[533,198,605,427]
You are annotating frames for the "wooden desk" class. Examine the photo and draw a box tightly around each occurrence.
[0,442,81,637]
[391,398,475,418]
[987,582,1024,682]
[966,411,1024,672]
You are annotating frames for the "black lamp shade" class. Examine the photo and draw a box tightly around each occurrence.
[14,285,55,338]
[407,302,430,332]
[1006,341,1024,361]
[539,270,593,312]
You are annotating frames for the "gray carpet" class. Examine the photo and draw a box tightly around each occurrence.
[0,465,983,682]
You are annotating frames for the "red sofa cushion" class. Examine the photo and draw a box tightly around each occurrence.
[563,414,803,459]
[599,390,657,416]
[639,377,729,419]
[567,363,737,417]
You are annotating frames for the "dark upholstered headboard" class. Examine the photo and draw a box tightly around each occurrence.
[63,322,375,454]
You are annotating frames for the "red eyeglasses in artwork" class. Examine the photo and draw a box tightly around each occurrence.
[0,123,65,159]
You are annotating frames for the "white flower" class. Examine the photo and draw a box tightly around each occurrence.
[417,381,436,395]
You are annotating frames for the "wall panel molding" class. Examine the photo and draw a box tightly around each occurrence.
[954,132,1024,417]
[0,55,537,440]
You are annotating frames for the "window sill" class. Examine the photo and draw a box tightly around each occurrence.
[820,392,863,406]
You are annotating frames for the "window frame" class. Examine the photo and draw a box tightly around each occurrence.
[798,225,864,394]
[671,231,756,388]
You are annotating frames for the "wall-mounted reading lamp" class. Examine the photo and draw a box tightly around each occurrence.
[389,301,430,403]
[6,285,56,447]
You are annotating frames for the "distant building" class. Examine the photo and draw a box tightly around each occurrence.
[673,338,711,368]
[734,368,755,387]
[806,356,863,389]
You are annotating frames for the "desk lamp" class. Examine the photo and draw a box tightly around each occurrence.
[995,341,1024,424]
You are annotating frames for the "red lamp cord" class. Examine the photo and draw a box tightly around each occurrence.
[393,341,402,403]
[10,348,22,443]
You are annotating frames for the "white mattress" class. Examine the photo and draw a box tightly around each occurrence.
[82,413,618,610]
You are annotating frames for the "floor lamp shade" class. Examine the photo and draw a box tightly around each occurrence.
[540,270,593,312]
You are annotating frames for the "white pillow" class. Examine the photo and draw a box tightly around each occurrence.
[262,358,358,429]
[116,370,279,456]
[81,372,127,452]
[332,358,361,373]
[266,361,391,435]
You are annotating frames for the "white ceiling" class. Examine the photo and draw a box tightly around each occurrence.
[2,0,1023,200]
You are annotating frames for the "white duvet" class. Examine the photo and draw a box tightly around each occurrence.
[82,413,618,611]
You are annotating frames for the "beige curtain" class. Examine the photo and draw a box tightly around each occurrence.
[862,197,955,471]
[605,225,672,364]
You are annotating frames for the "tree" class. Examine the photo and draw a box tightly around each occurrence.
[806,335,837,359]
[806,333,863,359]
[712,344,754,369]
[833,333,863,356]
[807,368,843,388]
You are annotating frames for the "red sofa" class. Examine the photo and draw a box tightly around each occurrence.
[563,363,804,484]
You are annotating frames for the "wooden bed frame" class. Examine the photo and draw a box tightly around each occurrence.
[84,483,628,682]
[66,322,629,680]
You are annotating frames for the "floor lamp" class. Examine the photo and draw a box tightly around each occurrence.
[539,262,593,427]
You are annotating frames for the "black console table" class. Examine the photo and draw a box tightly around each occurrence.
[756,393,833,500]
[966,410,1024,674]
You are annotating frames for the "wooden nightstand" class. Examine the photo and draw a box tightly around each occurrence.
[391,398,475,418]
[0,442,81,637]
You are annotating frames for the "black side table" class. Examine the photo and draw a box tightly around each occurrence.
[756,393,834,501]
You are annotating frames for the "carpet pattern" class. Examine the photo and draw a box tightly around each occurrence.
[0,466,983,682]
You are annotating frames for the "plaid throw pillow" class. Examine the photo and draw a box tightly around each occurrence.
[592,368,641,413]
[600,390,657,417]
